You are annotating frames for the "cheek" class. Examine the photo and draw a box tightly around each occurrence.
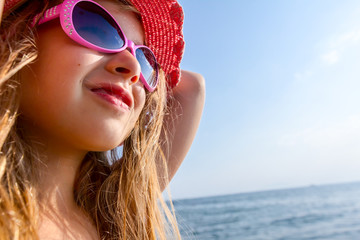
[133,86,147,115]
[122,87,146,130]
[19,58,78,119]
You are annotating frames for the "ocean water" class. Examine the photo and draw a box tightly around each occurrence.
[173,182,360,240]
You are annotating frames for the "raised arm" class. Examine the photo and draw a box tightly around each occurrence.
[159,70,206,190]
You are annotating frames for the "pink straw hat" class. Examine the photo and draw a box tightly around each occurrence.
[3,0,185,88]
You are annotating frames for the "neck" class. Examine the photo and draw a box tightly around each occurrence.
[18,117,88,213]
[18,120,98,238]
[37,146,87,218]
[32,137,99,239]
[37,148,87,214]
[36,148,99,240]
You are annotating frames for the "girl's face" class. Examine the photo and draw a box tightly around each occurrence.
[20,0,147,152]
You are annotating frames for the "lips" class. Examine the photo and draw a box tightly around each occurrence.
[90,84,132,110]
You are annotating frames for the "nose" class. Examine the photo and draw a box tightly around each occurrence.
[105,47,141,85]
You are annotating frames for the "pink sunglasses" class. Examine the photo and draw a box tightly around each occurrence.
[33,0,159,92]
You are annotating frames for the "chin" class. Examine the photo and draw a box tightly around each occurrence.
[83,139,123,152]
[81,133,128,152]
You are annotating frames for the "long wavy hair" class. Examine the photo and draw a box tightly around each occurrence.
[0,0,180,239]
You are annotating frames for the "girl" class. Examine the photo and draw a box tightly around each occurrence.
[0,0,205,239]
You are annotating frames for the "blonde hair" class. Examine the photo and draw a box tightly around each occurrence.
[0,0,181,239]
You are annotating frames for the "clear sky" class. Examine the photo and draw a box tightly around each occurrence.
[168,0,360,200]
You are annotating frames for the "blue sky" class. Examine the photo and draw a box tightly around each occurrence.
[168,0,360,200]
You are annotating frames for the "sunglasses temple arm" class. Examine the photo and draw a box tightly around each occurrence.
[31,4,62,27]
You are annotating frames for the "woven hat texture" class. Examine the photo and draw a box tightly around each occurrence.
[2,0,185,88]
[129,0,184,88]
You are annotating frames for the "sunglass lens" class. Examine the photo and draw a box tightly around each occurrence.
[136,48,158,89]
[73,2,125,49]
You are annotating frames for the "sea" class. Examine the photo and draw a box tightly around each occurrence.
[173,181,360,240]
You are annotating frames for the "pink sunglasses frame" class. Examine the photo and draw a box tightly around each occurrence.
[32,0,159,92]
